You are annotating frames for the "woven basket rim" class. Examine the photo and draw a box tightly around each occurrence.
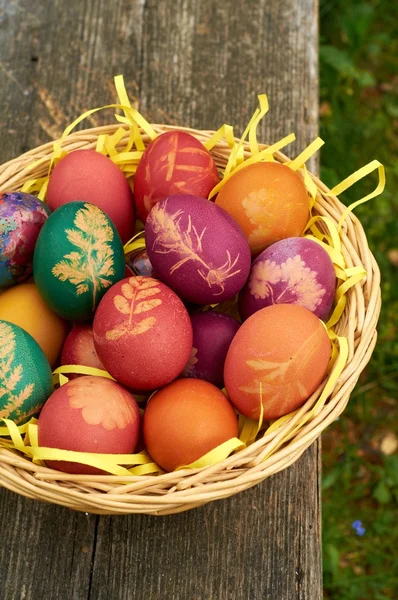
[0,124,381,515]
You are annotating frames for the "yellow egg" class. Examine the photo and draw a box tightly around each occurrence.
[0,283,68,367]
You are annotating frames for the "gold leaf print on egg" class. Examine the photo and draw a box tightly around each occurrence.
[249,255,326,311]
[0,321,35,421]
[67,379,136,430]
[106,277,161,340]
[239,329,320,415]
[52,203,115,309]
[150,200,241,295]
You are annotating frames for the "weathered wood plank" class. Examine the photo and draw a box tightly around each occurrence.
[0,1,321,599]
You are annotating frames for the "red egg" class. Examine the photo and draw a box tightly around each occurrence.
[182,312,240,387]
[93,276,193,390]
[134,131,220,222]
[143,378,238,472]
[38,376,141,474]
[61,324,106,377]
[46,150,135,243]
[224,304,331,420]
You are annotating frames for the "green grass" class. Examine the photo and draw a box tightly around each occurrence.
[320,0,398,598]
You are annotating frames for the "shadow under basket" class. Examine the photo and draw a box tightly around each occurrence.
[0,124,381,516]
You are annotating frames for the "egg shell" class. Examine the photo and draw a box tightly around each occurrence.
[46,150,135,243]
[93,276,193,390]
[224,304,331,420]
[0,320,53,423]
[61,324,106,377]
[145,195,251,304]
[0,192,49,287]
[239,237,336,321]
[215,162,309,254]
[134,131,220,222]
[182,312,240,387]
[0,283,68,367]
[33,202,125,321]
[38,376,140,474]
[143,378,238,472]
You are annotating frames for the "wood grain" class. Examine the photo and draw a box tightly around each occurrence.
[0,0,321,598]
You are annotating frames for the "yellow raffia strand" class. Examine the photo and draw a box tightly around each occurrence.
[114,74,156,144]
[204,124,235,152]
[303,165,318,207]
[53,365,116,381]
[326,269,367,329]
[179,438,245,470]
[238,384,265,446]
[288,137,325,172]
[123,230,146,255]
[0,419,28,453]
[326,160,386,231]
[248,94,269,155]
[208,133,296,199]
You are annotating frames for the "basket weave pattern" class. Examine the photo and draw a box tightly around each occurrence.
[0,125,381,515]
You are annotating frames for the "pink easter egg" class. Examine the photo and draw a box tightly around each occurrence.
[239,237,336,321]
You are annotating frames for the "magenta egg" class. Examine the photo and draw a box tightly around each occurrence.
[145,195,251,304]
[181,312,240,387]
[239,237,336,321]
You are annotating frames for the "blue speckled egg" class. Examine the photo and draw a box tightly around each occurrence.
[0,192,49,288]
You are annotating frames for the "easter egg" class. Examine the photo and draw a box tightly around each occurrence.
[182,312,240,387]
[239,238,336,321]
[93,276,192,390]
[38,376,140,474]
[0,320,53,423]
[46,150,135,243]
[134,131,220,222]
[0,192,49,288]
[61,324,106,376]
[145,195,251,304]
[143,378,238,472]
[215,162,309,253]
[224,304,331,420]
[0,283,68,366]
[33,202,125,320]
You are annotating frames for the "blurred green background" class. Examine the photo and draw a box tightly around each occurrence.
[319,0,398,598]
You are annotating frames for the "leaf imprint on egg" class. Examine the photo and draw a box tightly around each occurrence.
[0,321,35,422]
[51,203,115,309]
[239,329,321,413]
[150,200,241,295]
[106,277,161,340]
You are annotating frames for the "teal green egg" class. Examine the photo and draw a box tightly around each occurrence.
[33,202,125,320]
[0,320,53,424]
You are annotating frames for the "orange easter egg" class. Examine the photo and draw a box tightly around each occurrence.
[215,162,309,253]
[38,376,140,474]
[143,378,238,472]
[224,304,331,420]
[0,282,68,366]
[93,276,192,390]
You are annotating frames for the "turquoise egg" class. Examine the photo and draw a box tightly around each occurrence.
[0,320,53,424]
[33,202,125,320]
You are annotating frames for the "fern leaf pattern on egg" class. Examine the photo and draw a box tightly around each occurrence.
[145,195,251,304]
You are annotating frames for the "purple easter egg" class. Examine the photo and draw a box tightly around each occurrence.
[182,311,240,387]
[145,195,251,304]
[0,192,49,288]
[239,237,336,321]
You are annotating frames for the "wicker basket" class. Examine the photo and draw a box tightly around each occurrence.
[0,124,381,515]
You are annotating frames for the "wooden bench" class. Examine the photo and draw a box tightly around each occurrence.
[0,1,321,598]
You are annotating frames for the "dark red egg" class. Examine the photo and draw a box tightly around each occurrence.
[134,131,220,222]
[182,312,240,387]
[46,150,135,243]
[38,376,141,474]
